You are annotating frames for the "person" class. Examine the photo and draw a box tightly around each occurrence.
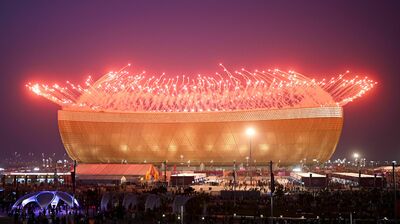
[61,214,67,224]
[38,212,49,224]
[13,210,19,224]
[27,212,34,224]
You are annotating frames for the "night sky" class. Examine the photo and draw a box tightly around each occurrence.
[0,1,399,163]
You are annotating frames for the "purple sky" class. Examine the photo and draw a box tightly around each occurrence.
[0,1,399,163]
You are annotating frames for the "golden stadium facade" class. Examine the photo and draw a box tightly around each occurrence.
[58,106,343,166]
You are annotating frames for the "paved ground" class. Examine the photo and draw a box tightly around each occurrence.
[0,218,12,224]
[0,212,12,224]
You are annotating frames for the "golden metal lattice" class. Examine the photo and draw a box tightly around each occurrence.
[58,107,343,166]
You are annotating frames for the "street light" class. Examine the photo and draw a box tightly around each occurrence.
[233,160,236,208]
[393,162,397,224]
[353,153,360,165]
[353,153,360,167]
[246,127,255,186]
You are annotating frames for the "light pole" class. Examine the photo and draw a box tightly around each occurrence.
[163,160,167,183]
[72,160,77,208]
[233,160,236,208]
[353,153,359,165]
[393,161,397,224]
[180,155,184,187]
[246,156,250,185]
[269,161,275,224]
[246,127,255,186]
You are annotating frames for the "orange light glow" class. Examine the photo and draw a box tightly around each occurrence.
[26,64,377,113]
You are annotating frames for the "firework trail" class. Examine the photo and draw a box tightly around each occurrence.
[26,64,376,112]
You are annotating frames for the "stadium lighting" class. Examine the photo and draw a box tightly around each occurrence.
[353,153,359,159]
[246,127,255,137]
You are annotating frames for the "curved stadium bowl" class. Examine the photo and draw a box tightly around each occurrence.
[58,106,343,166]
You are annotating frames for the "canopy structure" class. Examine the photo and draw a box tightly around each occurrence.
[101,192,140,211]
[122,193,138,210]
[12,191,79,210]
[172,195,193,214]
[145,194,161,211]
[100,192,119,211]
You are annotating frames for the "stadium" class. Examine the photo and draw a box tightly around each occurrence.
[27,65,375,166]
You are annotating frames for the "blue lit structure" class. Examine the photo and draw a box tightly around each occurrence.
[12,191,79,210]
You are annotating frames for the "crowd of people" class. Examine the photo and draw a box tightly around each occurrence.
[10,209,86,224]
[0,180,399,223]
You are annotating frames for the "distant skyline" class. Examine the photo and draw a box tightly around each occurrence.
[0,1,399,163]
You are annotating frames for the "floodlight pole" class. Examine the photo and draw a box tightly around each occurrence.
[245,128,255,186]
[233,160,236,208]
[250,136,253,186]
[358,160,361,187]
[73,160,76,193]
[181,205,184,224]
[393,162,397,224]
[249,136,252,186]
[350,212,353,224]
[269,161,274,224]
[72,160,77,208]
[164,160,167,183]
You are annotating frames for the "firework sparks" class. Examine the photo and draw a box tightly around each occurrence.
[26,64,376,112]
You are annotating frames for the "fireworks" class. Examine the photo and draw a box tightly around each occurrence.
[26,64,376,112]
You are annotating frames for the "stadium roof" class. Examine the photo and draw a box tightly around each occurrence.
[293,172,325,178]
[333,172,379,178]
[7,172,70,176]
[374,166,400,172]
[76,164,158,176]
